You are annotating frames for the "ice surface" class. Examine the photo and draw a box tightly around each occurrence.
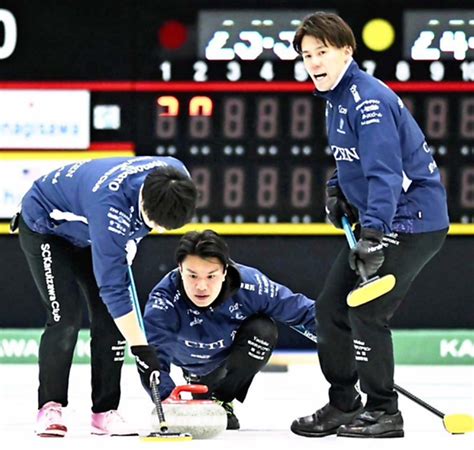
[1,359,473,450]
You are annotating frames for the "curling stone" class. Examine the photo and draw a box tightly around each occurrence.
[151,384,227,439]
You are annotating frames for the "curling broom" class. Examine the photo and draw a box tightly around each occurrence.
[290,325,474,434]
[128,266,192,442]
[341,216,396,307]
[393,384,474,434]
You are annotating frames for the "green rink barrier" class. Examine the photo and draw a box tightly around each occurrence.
[391,329,473,365]
[0,329,472,365]
[0,329,135,365]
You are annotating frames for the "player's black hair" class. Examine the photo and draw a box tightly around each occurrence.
[293,12,357,54]
[175,229,230,271]
[141,166,197,230]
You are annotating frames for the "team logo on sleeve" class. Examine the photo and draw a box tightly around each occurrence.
[356,99,383,126]
[107,207,131,236]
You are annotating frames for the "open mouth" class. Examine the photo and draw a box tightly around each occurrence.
[314,73,327,81]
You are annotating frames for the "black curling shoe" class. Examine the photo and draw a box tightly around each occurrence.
[291,403,364,437]
[337,410,404,438]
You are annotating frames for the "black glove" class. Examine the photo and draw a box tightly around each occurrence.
[325,185,358,229]
[348,228,385,277]
[130,345,161,389]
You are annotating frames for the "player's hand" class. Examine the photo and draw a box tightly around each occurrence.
[130,345,161,388]
[349,228,384,277]
[325,185,358,229]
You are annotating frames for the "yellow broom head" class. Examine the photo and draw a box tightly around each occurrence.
[443,414,474,434]
[140,431,192,442]
[347,274,396,307]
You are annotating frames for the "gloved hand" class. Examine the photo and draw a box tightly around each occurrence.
[130,345,161,389]
[348,228,385,277]
[325,185,358,229]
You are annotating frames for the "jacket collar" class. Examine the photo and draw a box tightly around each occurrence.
[313,59,359,102]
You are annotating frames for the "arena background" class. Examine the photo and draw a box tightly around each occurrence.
[0,0,473,365]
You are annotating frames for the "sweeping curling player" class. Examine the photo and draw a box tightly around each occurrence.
[128,266,192,442]
[341,216,396,307]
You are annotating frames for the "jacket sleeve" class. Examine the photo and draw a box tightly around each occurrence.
[87,196,136,319]
[143,274,180,400]
[354,98,403,233]
[248,269,316,334]
[326,168,339,189]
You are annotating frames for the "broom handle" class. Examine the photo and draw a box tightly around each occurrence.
[341,216,369,282]
[290,325,446,419]
[128,266,168,431]
[128,265,144,330]
[341,216,357,248]
[391,383,444,419]
[151,374,168,430]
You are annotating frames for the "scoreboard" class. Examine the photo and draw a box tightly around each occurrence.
[0,0,473,224]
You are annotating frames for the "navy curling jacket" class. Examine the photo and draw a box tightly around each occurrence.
[20,156,192,318]
[143,263,316,399]
[318,60,449,234]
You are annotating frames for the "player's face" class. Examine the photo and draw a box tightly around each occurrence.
[180,255,226,308]
[301,35,352,92]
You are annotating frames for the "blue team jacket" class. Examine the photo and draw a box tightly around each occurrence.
[20,156,191,318]
[143,264,316,399]
[318,60,449,234]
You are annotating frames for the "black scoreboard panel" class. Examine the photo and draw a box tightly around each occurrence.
[133,86,474,223]
[132,1,474,82]
[2,0,473,81]
[1,0,473,223]
[0,1,134,80]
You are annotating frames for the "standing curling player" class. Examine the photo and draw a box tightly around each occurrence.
[142,230,316,430]
[15,156,197,437]
[290,13,449,438]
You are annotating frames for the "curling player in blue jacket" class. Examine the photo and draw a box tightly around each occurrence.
[143,229,316,430]
[16,156,197,437]
[290,12,449,439]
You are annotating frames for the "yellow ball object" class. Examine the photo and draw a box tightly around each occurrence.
[362,19,395,52]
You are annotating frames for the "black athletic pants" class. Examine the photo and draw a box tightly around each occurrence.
[185,314,278,403]
[18,215,125,412]
[317,228,447,414]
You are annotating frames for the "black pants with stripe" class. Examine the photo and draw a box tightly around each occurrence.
[316,228,447,414]
[184,314,278,403]
[18,215,125,412]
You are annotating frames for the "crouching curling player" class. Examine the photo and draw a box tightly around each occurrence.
[142,230,316,429]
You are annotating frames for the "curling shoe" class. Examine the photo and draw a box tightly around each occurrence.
[91,410,138,436]
[337,410,404,438]
[214,399,240,430]
[222,402,240,430]
[291,403,363,437]
[36,401,67,437]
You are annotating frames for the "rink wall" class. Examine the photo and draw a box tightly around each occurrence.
[0,329,472,365]
[1,231,473,331]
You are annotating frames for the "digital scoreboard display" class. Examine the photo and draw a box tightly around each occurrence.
[133,86,473,223]
[0,0,473,224]
[404,10,474,61]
